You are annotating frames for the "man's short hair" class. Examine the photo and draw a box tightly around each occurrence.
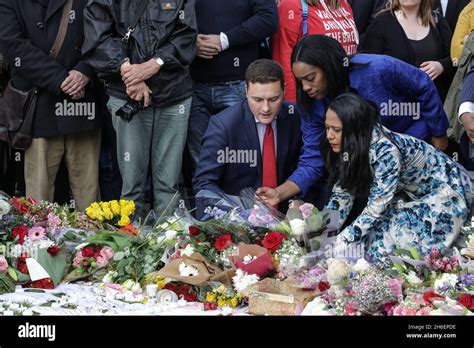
[245,59,285,90]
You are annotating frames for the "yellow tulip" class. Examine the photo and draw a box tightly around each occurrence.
[206,293,217,303]
[110,201,121,216]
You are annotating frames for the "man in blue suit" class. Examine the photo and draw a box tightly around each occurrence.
[193,59,302,213]
[459,64,474,171]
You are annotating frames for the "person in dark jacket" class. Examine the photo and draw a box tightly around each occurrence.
[362,0,454,102]
[82,0,198,218]
[458,63,474,170]
[433,0,470,32]
[0,0,102,211]
[193,59,302,215]
[185,0,279,195]
[347,0,387,38]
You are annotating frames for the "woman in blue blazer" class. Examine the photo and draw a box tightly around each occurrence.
[257,34,450,208]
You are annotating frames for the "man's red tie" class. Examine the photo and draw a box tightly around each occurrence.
[262,124,278,209]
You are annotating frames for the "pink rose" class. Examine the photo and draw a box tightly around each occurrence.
[100,247,114,261]
[444,264,453,272]
[432,259,444,270]
[96,256,108,268]
[73,254,84,267]
[0,256,8,274]
[442,257,450,265]
[299,203,315,219]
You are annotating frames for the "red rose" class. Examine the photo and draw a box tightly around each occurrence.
[459,294,474,309]
[12,225,29,244]
[423,290,444,306]
[188,226,200,236]
[17,257,29,274]
[318,281,330,292]
[26,278,54,289]
[214,234,232,251]
[26,197,37,206]
[47,245,60,257]
[262,232,288,252]
[81,246,95,258]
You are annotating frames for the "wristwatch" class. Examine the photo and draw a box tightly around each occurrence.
[154,57,164,67]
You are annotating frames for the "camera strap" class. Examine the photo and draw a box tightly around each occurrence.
[122,0,149,43]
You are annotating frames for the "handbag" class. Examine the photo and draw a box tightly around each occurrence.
[0,0,73,150]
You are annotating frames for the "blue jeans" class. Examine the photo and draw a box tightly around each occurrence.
[186,81,247,173]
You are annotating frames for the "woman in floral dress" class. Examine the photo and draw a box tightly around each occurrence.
[323,93,473,263]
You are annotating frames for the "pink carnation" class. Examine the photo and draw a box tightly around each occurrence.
[0,256,8,274]
[416,308,432,316]
[100,246,114,261]
[388,278,403,298]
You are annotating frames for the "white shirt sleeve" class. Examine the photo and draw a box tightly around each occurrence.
[458,101,474,123]
[220,32,230,51]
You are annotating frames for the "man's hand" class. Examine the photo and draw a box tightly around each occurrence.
[126,81,152,107]
[255,187,281,207]
[121,59,160,87]
[431,134,449,151]
[70,88,85,100]
[420,61,444,80]
[61,70,90,97]
[197,34,221,59]
[460,112,474,141]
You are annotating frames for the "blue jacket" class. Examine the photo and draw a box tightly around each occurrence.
[289,53,450,195]
[193,99,302,206]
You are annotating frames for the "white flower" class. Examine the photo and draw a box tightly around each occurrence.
[232,269,259,292]
[461,235,474,258]
[178,262,199,277]
[102,272,115,284]
[122,279,135,290]
[326,258,351,286]
[289,219,306,236]
[405,271,423,285]
[434,274,459,293]
[165,230,177,240]
[352,258,371,273]
[131,282,142,293]
[182,244,194,257]
[301,298,335,316]
[10,244,24,258]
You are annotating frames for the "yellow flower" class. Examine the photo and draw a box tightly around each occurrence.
[140,297,149,304]
[157,280,167,289]
[118,215,131,227]
[110,200,121,216]
[217,297,227,307]
[90,202,100,210]
[206,292,217,303]
[230,297,238,308]
[103,208,114,220]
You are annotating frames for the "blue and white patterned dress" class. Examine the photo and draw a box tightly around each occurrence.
[329,126,473,263]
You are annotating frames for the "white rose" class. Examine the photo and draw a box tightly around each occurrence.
[182,244,194,257]
[406,271,423,285]
[165,230,177,240]
[122,279,135,290]
[289,219,306,236]
[353,258,371,273]
[103,273,114,284]
[326,258,351,285]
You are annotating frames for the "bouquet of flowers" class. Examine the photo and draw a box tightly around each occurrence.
[85,200,136,231]
[0,193,70,291]
[72,244,114,276]
[204,284,245,310]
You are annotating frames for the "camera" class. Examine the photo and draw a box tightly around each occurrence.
[116,99,145,122]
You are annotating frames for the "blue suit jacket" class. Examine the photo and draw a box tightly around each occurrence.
[193,99,302,210]
[460,64,474,169]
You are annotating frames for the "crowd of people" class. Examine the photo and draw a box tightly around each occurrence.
[0,0,474,262]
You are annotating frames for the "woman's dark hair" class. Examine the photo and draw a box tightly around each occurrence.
[291,35,351,114]
[321,93,379,198]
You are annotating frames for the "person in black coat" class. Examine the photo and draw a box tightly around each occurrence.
[361,1,454,103]
[0,0,102,211]
[347,0,387,37]
[433,0,470,32]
